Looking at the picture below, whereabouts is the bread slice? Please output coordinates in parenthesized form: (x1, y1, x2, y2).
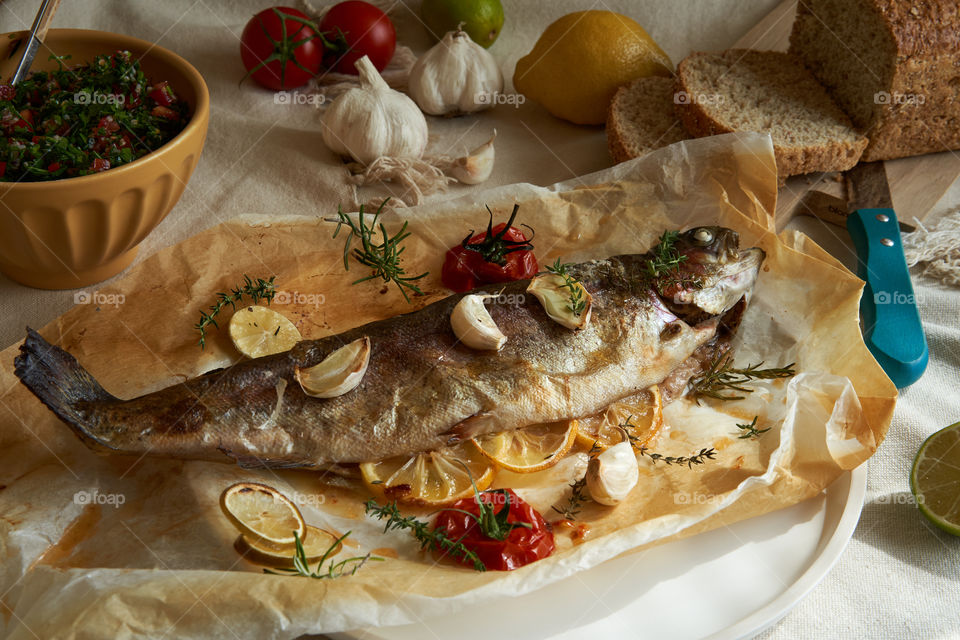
(606, 76, 690, 162)
(790, 0, 960, 162)
(674, 49, 867, 178)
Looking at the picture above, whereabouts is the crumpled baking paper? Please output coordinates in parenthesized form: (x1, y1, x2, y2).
(0, 132, 896, 639)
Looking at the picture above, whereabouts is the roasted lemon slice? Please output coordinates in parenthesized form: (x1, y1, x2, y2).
(474, 420, 578, 473)
(234, 524, 342, 567)
(229, 305, 301, 358)
(575, 385, 663, 451)
(220, 482, 306, 546)
(359, 441, 495, 506)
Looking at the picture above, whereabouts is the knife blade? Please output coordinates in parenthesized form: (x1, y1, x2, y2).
(844, 162, 928, 388)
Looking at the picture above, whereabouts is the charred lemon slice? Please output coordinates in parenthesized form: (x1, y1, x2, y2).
(229, 305, 301, 358)
(359, 441, 495, 506)
(220, 482, 306, 546)
(234, 524, 342, 567)
(474, 420, 578, 473)
(575, 385, 663, 451)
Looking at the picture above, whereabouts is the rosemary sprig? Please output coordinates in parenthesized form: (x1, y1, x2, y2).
(551, 440, 601, 520)
(332, 198, 428, 303)
(546, 258, 586, 316)
(690, 353, 797, 402)
(364, 499, 486, 572)
(194, 274, 276, 348)
(637, 445, 717, 468)
(735, 416, 770, 440)
(262, 530, 378, 578)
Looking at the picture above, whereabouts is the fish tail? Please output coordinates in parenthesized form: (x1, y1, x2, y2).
(14, 327, 118, 450)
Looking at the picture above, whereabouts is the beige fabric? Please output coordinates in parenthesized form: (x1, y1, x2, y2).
(0, 1, 957, 639)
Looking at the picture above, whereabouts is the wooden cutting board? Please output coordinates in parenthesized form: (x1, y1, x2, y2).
(733, 0, 960, 230)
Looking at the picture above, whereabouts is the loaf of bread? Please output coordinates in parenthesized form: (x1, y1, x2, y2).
(674, 49, 867, 179)
(790, 0, 960, 162)
(606, 76, 690, 162)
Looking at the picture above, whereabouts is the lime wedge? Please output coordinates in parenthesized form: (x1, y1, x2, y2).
(910, 421, 960, 536)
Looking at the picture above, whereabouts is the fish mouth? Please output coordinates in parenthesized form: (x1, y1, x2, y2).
(661, 241, 765, 322)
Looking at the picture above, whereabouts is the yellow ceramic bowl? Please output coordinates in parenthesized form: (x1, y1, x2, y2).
(0, 29, 210, 289)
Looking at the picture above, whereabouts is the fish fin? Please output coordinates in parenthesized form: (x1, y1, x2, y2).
(217, 446, 320, 470)
(441, 412, 497, 445)
(14, 327, 118, 449)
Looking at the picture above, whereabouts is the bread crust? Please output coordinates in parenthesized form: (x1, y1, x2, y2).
(674, 51, 866, 179)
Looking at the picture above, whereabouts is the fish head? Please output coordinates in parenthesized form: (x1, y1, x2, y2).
(667, 226, 765, 316)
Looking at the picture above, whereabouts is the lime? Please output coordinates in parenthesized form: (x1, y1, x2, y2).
(421, 0, 504, 49)
(910, 421, 960, 536)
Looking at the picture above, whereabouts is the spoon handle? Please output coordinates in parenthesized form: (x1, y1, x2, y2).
(10, 0, 62, 85)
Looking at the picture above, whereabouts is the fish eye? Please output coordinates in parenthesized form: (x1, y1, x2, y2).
(692, 228, 714, 245)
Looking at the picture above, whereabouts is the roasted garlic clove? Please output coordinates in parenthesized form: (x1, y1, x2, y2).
(295, 337, 371, 398)
(585, 441, 639, 506)
(450, 294, 507, 351)
(527, 272, 592, 331)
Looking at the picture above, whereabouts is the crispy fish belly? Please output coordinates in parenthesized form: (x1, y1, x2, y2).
(15, 227, 764, 469)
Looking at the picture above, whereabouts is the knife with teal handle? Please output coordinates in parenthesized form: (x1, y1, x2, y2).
(845, 163, 928, 389)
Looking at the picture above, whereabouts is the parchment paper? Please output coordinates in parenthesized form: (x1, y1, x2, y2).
(0, 132, 896, 639)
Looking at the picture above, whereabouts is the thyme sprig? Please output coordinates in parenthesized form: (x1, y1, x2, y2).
(690, 353, 797, 402)
(645, 230, 703, 293)
(194, 274, 277, 348)
(546, 259, 586, 316)
(735, 416, 770, 440)
(364, 499, 486, 572)
(637, 445, 717, 468)
(262, 530, 378, 578)
(332, 199, 429, 303)
(551, 441, 601, 520)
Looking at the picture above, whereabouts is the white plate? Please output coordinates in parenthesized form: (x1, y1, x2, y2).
(332, 464, 866, 640)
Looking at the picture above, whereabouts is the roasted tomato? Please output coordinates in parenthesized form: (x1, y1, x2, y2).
(240, 7, 325, 90)
(441, 204, 538, 292)
(433, 489, 555, 571)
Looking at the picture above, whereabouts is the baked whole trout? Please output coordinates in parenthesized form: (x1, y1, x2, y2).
(15, 227, 764, 468)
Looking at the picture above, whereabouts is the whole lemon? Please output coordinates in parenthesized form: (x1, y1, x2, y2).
(514, 11, 672, 125)
(421, 0, 505, 49)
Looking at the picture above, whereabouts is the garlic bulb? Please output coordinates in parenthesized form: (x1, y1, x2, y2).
(586, 442, 639, 506)
(321, 56, 429, 165)
(450, 294, 507, 351)
(448, 131, 496, 185)
(527, 271, 593, 331)
(408, 28, 504, 116)
(295, 337, 371, 398)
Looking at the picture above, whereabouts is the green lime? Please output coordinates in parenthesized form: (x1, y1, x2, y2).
(421, 0, 504, 49)
(910, 421, 960, 536)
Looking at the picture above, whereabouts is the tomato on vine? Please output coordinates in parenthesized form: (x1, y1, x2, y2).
(240, 7, 328, 90)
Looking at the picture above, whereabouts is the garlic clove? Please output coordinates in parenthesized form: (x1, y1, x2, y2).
(527, 273, 593, 331)
(450, 294, 507, 351)
(585, 441, 640, 506)
(295, 337, 371, 398)
(449, 131, 496, 185)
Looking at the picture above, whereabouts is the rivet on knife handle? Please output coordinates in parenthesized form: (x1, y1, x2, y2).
(845, 208, 928, 388)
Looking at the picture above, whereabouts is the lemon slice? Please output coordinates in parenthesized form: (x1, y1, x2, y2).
(360, 441, 495, 506)
(234, 524, 342, 567)
(911, 421, 960, 536)
(575, 385, 663, 451)
(229, 305, 301, 358)
(220, 482, 306, 546)
(474, 420, 578, 473)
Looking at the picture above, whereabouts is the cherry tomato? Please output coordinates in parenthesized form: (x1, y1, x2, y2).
(240, 7, 325, 90)
(433, 489, 555, 571)
(441, 205, 539, 293)
(319, 1, 396, 73)
(148, 81, 177, 107)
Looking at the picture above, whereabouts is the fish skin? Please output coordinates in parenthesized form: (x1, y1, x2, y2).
(14, 228, 764, 468)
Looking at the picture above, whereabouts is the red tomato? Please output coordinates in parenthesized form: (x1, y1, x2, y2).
(148, 81, 177, 106)
(90, 158, 110, 172)
(319, 1, 396, 73)
(441, 205, 539, 292)
(433, 489, 555, 571)
(240, 7, 325, 90)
